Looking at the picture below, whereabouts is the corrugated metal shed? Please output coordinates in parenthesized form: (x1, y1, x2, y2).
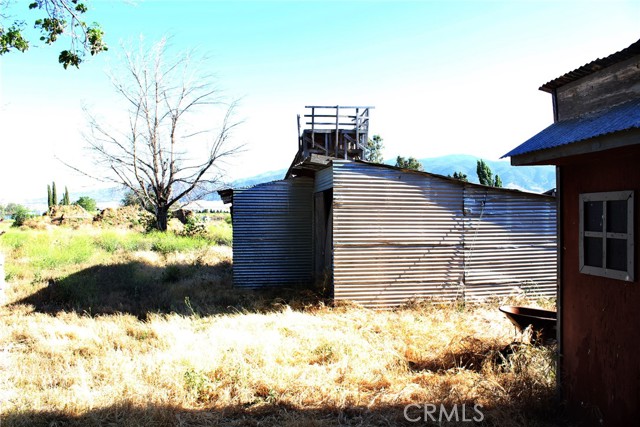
(331, 161, 556, 307)
(503, 98, 640, 158)
(332, 161, 465, 307)
(462, 187, 557, 300)
(232, 177, 313, 287)
(225, 160, 556, 307)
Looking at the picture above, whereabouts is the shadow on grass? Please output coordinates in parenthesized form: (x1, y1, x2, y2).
(1, 400, 574, 427)
(13, 260, 326, 318)
(407, 337, 506, 373)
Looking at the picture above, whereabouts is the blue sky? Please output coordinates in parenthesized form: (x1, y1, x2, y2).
(1, 0, 639, 204)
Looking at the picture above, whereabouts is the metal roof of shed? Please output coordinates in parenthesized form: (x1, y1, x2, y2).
(503, 98, 640, 159)
(220, 158, 555, 201)
(539, 38, 640, 93)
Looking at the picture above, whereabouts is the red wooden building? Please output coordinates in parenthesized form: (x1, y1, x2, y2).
(505, 39, 640, 425)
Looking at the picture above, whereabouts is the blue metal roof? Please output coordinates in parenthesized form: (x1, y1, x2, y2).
(504, 99, 640, 158)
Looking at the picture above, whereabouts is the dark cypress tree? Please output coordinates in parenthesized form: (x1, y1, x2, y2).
(51, 182, 57, 207)
(47, 184, 53, 209)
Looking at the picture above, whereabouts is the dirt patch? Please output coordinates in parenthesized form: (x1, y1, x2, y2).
(93, 206, 154, 229)
(48, 205, 93, 226)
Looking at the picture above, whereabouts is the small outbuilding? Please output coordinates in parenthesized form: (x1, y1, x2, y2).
(505, 38, 640, 426)
(223, 106, 557, 308)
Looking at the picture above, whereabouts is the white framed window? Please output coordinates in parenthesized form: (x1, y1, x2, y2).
(579, 191, 634, 281)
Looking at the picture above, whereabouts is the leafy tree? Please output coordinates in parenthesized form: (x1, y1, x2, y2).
(476, 159, 492, 186)
(75, 195, 96, 212)
(51, 181, 57, 206)
(364, 134, 384, 164)
(395, 156, 424, 171)
(476, 159, 502, 187)
(79, 39, 242, 231)
(0, 0, 107, 68)
(120, 190, 141, 207)
(10, 205, 31, 226)
(449, 171, 468, 182)
(4, 202, 20, 215)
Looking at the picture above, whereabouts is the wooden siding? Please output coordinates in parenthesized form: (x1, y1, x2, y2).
(558, 144, 640, 426)
(556, 56, 640, 122)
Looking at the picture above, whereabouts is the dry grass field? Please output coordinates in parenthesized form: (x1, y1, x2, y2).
(0, 221, 567, 426)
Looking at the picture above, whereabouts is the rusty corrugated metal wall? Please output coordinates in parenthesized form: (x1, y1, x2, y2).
(232, 177, 313, 287)
(330, 161, 556, 307)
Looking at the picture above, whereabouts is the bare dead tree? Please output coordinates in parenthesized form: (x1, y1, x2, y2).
(82, 39, 242, 231)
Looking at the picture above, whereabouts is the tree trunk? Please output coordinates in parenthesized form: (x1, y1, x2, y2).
(156, 206, 169, 231)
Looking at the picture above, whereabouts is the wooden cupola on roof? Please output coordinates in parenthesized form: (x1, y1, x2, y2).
(287, 106, 373, 178)
(299, 105, 372, 159)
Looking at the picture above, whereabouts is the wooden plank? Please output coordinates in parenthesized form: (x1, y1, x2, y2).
(305, 105, 374, 109)
(304, 114, 358, 118)
(556, 56, 640, 121)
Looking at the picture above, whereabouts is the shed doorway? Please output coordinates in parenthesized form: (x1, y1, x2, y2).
(314, 188, 333, 289)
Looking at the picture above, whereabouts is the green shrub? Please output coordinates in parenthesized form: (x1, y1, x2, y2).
(10, 205, 32, 226)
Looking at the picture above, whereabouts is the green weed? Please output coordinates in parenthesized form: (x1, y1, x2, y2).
(147, 232, 210, 254)
(208, 221, 232, 246)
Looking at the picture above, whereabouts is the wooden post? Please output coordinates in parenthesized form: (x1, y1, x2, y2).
(335, 105, 340, 158)
(311, 107, 315, 156)
(355, 107, 360, 158)
(297, 114, 301, 150)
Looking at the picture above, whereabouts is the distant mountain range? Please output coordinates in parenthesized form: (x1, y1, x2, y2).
(19, 155, 554, 211)
(408, 154, 556, 193)
(203, 154, 556, 200)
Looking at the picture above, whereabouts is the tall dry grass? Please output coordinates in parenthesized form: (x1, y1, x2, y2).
(0, 225, 564, 426)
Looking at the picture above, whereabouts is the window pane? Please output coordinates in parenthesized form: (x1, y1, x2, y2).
(584, 236, 603, 267)
(607, 200, 627, 234)
(606, 238, 627, 271)
(584, 201, 603, 232)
